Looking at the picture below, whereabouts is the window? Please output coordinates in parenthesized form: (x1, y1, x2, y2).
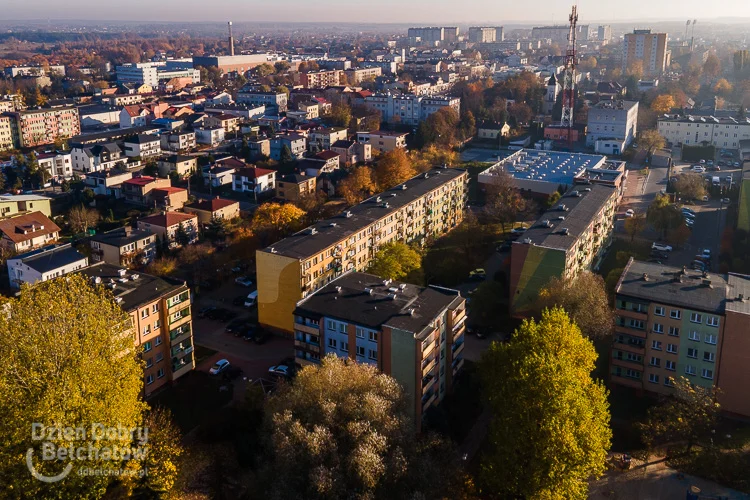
(152, 303, 160, 314)
(145, 357, 153, 368)
(143, 341, 152, 352)
(705, 334, 717, 345)
(338, 323, 346, 333)
(703, 351, 715, 363)
(629, 319, 645, 329)
(667, 344, 678, 354)
(668, 326, 680, 336)
(706, 316, 719, 327)
(356, 327, 365, 338)
(141, 309, 149, 319)
(702, 368, 714, 380)
(651, 340, 662, 350)
(154, 319, 161, 330)
(326, 320, 335, 331)
(690, 312, 702, 323)
(356, 346, 365, 356)
(650, 356, 661, 367)
(368, 331, 378, 342)
(143, 325, 150, 336)
(687, 347, 698, 358)
(648, 373, 659, 384)
(155, 336, 161, 346)
(157, 368, 165, 379)
(368, 349, 377, 360)
(670, 310, 681, 319)
(155, 352, 163, 363)
(328, 338, 337, 348)
(689, 331, 700, 341)
(652, 323, 664, 334)
(685, 364, 697, 376)
(664, 377, 675, 387)
(666, 360, 676, 371)
(146, 374, 154, 385)
(341, 342, 349, 352)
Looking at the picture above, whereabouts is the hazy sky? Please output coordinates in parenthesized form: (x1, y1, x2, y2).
(5, 0, 750, 24)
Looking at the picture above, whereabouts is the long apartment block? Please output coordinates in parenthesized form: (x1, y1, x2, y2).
(612, 259, 750, 418)
(80, 263, 195, 396)
(256, 167, 468, 333)
(293, 272, 467, 431)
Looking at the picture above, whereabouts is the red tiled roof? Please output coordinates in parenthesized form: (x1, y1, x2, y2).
(185, 198, 239, 212)
(123, 176, 158, 187)
(215, 157, 246, 169)
(235, 167, 276, 179)
(315, 150, 341, 160)
(152, 187, 187, 196)
(123, 105, 146, 117)
(138, 212, 196, 228)
(0, 212, 60, 244)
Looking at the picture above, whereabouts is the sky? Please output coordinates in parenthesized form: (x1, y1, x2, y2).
(4, 0, 750, 24)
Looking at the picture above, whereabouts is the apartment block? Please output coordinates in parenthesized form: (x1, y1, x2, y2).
(344, 67, 383, 84)
(308, 127, 348, 152)
(80, 263, 195, 396)
(276, 174, 316, 202)
(293, 273, 467, 430)
(90, 226, 157, 267)
(407, 27, 445, 44)
(509, 185, 618, 314)
(356, 131, 408, 153)
(0, 115, 14, 151)
(657, 115, 750, 150)
(586, 100, 639, 155)
(363, 93, 460, 126)
(6, 107, 81, 148)
(299, 70, 343, 88)
(622, 29, 670, 75)
(236, 90, 288, 113)
(256, 167, 468, 333)
(468, 27, 501, 43)
(160, 130, 196, 152)
(611, 261, 750, 411)
(7, 244, 88, 290)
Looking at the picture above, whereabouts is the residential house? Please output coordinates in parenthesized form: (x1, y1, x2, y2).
(71, 142, 127, 173)
(194, 127, 225, 147)
(120, 105, 149, 128)
(151, 187, 189, 210)
(276, 173, 316, 202)
(184, 198, 240, 224)
(270, 134, 307, 161)
(356, 131, 408, 153)
(0, 212, 61, 252)
(232, 167, 277, 195)
(123, 134, 161, 158)
(0, 195, 52, 218)
(293, 273, 466, 431)
(314, 151, 341, 172)
(84, 170, 133, 198)
(80, 263, 195, 396)
(160, 130, 196, 152)
(157, 155, 198, 179)
(308, 127, 348, 152)
(332, 140, 372, 165)
(121, 176, 171, 206)
(137, 212, 198, 248)
(204, 113, 239, 135)
(586, 100, 639, 155)
(7, 244, 88, 290)
(236, 91, 288, 114)
(90, 226, 157, 266)
(248, 138, 271, 159)
(477, 121, 511, 141)
(36, 151, 73, 180)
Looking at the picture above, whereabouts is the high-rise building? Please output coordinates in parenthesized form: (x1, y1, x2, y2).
(256, 167, 469, 333)
(407, 27, 445, 44)
(443, 27, 460, 43)
(622, 29, 670, 75)
(293, 272, 467, 431)
(6, 107, 80, 148)
(468, 27, 497, 43)
(597, 25, 612, 42)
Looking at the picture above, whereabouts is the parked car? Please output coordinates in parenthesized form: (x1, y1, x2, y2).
(225, 318, 248, 334)
(651, 250, 670, 260)
(692, 260, 707, 271)
(198, 306, 216, 318)
(469, 268, 486, 280)
(268, 365, 292, 378)
(707, 160, 714, 167)
(702, 248, 712, 259)
(244, 290, 258, 307)
(510, 226, 527, 234)
(652, 243, 673, 252)
(208, 308, 237, 322)
(702, 195, 709, 202)
(235, 276, 253, 287)
(681, 207, 696, 215)
(734, 162, 741, 167)
(692, 165, 705, 173)
(240, 326, 257, 340)
(725, 176, 733, 183)
(209, 359, 230, 375)
(722, 198, 731, 204)
(699, 159, 706, 164)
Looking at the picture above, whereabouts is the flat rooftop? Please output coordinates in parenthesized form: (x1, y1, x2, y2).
(480, 149, 606, 186)
(14, 244, 86, 273)
(658, 115, 750, 125)
(294, 272, 463, 335)
(515, 184, 616, 252)
(262, 167, 466, 260)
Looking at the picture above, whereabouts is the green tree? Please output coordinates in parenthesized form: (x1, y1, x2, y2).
(260, 355, 457, 500)
(133, 407, 183, 495)
(533, 272, 614, 339)
(142, 160, 158, 177)
(0, 275, 148, 499)
(625, 212, 647, 242)
(279, 144, 293, 164)
(674, 172, 706, 201)
(204, 215, 228, 241)
(174, 222, 191, 246)
(329, 103, 352, 128)
(274, 61, 291, 74)
(367, 241, 422, 282)
(639, 129, 667, 158)
(68, 205, 100, 234)
(479, 308, 611, 499)
(255, 63, 275, 78)
(647, 194, 683, 237)
(639, 377, 720, 453)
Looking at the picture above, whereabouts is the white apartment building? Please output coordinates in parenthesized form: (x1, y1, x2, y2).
(7, 244, 88, 290)
(657, 115, 750, 149)
(308, 127, 348, 151)
(194, 127, 225, 147)
(123, 134, 161, 158)
(363, 94, 460, 126)
(116, 61, 199, 87)
(586, 100, 639, 155)
(160, 131, 196, 152)
(36, 151, 73, 180)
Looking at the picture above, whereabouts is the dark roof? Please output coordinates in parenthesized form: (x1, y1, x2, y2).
(262, 167, 466, 259)
(79, 262, 186, 312)
(516, 184, 617, 252)
(139, 212, 196, 228)
(315, 150, 341, 160)
(547, 73, 557, 86)
(70, 126, 160, 145)
(294, 272, 463, 335)
(616, 260, 727, 314)
(14, 244, 86, 273)
(726, 273, 750, 315)
(280, 173, 309, 184)
(332, 139, 355, 149)
(161, 154, 195, 164)
(184, 198, 239, 212)
(124, 134, 160, 144)
(90, 226, 155, 247)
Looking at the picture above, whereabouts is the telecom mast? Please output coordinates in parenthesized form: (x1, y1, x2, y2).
(560, 4, 578, 145)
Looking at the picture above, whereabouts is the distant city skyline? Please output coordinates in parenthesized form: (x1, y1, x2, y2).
(4, 0, 750, 24)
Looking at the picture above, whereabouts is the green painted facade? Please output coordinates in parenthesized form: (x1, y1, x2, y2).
(390, 327, 417, 421)
(677, 309, 721, 388)
(512, 245, 567, 313)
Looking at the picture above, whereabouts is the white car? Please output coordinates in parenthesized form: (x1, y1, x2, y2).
(625, 209, 635, 218)
(209, 359, 230, 375)
(268, 365, 291, 377)
(721, 198, 731, 204)
(652, 243, 673, 252)
(234, 276, 253, 287)
(702, 248, 712, 258)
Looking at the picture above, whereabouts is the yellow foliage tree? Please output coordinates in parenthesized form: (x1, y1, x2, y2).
(338, 166, 377, 205)
(251, 202, 306, 240)
(651, 94, 676, 114)
(374, 148, 416, 191)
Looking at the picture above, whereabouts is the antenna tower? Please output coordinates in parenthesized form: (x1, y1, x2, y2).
(560, 4, 578, 145)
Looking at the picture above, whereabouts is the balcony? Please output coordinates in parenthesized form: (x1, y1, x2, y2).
(421, 356, 437, 378)
(611, 356, 643, 372)
(294, 322, 319, 335)
(452, 341, 465, 358)
(617, 308, 648, 321)
(171, 342, 193, 358)
(422, 374, 436, 395)
(422, 337, 438, 359)
(169, 306, 191, 326)
(452, 308, 467, 328)
(610, 374, 642, 389)
(422, 390, 437, 411)
(614, 342, 645, 355)
(614, 324, 647, 339)
(169, 324, 192, 345)
(452, 357, 464, 376)
(294, 339, 320, 353)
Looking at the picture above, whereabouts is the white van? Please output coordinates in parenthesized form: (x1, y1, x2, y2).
(244, 290, 258, 308)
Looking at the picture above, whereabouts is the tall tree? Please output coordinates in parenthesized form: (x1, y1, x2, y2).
(639, 129, 667, 158)
(367, 242, 422, 282)
(260, 355, 457, 500)
(174, 222, 191, 246)
(625, 213, 647, 242)
(251, 202, 306, 242)
(68, 205, 100, 234)
(703, 54, 721, 80)
(673, 172, 707, 200)
(133, 407, 183, 495)
(0, 275, 148, 499)
(533, 272, 614, 339)
(375, 149, 416, 190)
(329, 103, 352, 129)
(338, 166, 377, 205)
(481, 169, 526, 234)
(650, 94, 676, 114)
(479, 308, 611, 499)
(647, 194, 683, 237)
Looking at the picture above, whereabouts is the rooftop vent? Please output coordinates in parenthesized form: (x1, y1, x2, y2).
(583, 187, 592, 192)
(399, 283, 407, 290)
(118, 268, 127, 277)
(522, 237, 532, 244)
(642, 273, 649, 282)
(739, 294, 745, 302)
(388, 287, 400, 293)
(409, 308, 415, 316)
(364, 287, 372, 294)
(130, 274, 139, 280)
(570, 190, 581, 197)
(329, 222, 337, 227)
(376, 196, 382, 202)
(345, 211, 353, 218)
(401, 184, 408, 190)
(92, 276, 102, 284)
(381, 202, 390, 209)
(702, 278, 713, 288)
(560, 228, 570, 235)
(335, 286, 342, 293)
(306, 227, 318, 235)
(388, 293, 397, 300)
(557, 216, 566, 221)
(270, 247, 277, 253)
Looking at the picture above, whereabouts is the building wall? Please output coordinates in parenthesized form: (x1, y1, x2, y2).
(718, 309, 750, 417)
(622, 32, 668, 74)
(256, 251, 302, 332)
(389, 326, 419, 422)
(657, 120, 750, 149)
(9, 108, 81, 148)
(0, 116, 14, 151)
(509, 244, 567, 314)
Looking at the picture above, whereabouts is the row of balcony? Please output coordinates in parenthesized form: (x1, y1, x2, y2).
(169, 323, 191, 344)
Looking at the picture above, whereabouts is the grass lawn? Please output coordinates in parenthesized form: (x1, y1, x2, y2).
(193, 345, 218, 366)
(150, 371, 233, 433)
(597, 237, 651, 281)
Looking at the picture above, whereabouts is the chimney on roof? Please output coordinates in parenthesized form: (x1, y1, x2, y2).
(228, 22, 235, 57)
(642, 273, 649, 281)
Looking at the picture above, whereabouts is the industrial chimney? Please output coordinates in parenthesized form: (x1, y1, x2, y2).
(228, 21, 235, 56)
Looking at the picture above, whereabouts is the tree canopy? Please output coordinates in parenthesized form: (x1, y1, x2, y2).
(647, 193, 683, 237)
(479, 308, 611, 499)
(252, 202, 306, 242)
(338, 166, 377, 205)
(367, 242, 422, 282)
(375, 149, 416, 191)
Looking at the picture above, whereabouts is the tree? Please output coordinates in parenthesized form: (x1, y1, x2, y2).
(703, 54, 721, 80)
(274, 61, 291, 74)
(651, 94, 676, 114)
(297, 60, 319, 73)
(508, 102, 533, 126)
(174, 222, 191, 246)
(625, 213, 647, 242)
(255, 63, 275, 77)
(375, 149, 416, 190)
(639, 129, 667, 158)
(482, 170, 526, 234)
(533, 272, 614, 339)
(367, 242, 422, 282)
(639, 377, 720, 453)
(279, 144, 293, 164)
(713, 78, 733, 96)
(329, 103, 352, 128)
(674, 172, 707, 200)
(0, 275, 148, 499)
(146, 257, 178, 276)
(68, 205, 100, 234)
(667, 224, 692, 249)
(414, 145, 458, 171)
(204, 215, 228, 241)
(625, 60, 644, 79)
(260, 355, 456, 499)
(142, 160, 158, 177)
(647, 194, 683, 237)
(338, 166, 377, 205)
(251, 202, 306, 241)
(545, 191, 561, 208)
(479, 308, 611, 499)
(134, 407, 183, 495)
